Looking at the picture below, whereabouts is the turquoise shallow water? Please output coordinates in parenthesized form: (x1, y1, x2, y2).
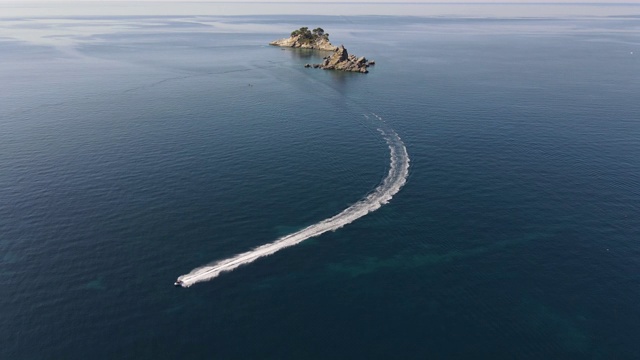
(1, 9, 640, 359)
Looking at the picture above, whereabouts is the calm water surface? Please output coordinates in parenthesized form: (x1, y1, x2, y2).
(1, 5, 640, 359)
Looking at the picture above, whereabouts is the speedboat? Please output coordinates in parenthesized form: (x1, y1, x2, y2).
(174, 280, 184, 287)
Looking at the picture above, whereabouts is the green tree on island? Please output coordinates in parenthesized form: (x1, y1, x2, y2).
(290, 27, 330, 44)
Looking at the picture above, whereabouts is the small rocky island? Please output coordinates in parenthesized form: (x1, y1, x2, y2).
(269, 27, 374, 74)
(269, 27, 337, 51)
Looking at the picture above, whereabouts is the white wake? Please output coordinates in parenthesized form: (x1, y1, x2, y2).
(177, 115, 409, 287)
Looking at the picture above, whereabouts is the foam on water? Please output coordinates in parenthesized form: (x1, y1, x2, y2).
(177, 114, 409, 287)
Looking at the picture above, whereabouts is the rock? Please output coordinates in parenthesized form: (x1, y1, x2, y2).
(270, 28, 374, 74)
(269, 31, 337, 51)
(321, 45, 349, 69)
(314, 45, 372, 73)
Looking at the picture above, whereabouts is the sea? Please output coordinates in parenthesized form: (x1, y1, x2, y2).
(1, 2, 639, 359)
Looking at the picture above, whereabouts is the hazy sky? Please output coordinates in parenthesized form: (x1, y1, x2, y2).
(1, 0, 638, 2)
(1, 1, 638, 18)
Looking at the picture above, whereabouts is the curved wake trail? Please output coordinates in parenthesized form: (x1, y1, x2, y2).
(177, 115, 409, 287)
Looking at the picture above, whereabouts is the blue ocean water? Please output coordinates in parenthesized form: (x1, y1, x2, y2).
(1, 6, 640, 359)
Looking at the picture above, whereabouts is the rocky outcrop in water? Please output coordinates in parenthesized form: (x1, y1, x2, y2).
(308, 45, 375, 74)
(271, 28, 374, 74)
(269, 27, 337, 51)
